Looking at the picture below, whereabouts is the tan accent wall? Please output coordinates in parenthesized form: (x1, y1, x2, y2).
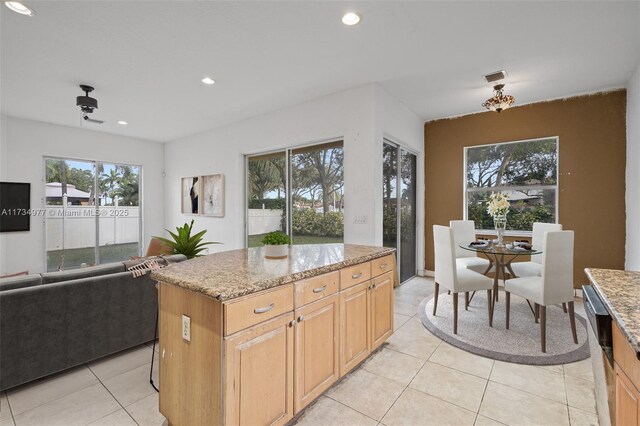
(424, 91, 627, 288)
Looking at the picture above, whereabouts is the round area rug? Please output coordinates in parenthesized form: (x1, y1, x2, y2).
(418, 291, 589, 365)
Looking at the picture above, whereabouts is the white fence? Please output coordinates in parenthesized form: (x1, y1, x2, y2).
(46, 206, 140, 250)
(247, 209, 282, 235)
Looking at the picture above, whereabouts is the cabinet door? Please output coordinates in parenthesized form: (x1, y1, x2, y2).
(224, 312, 294, 426)
(340, 281, 371, 376)
(615, 364, 640, 426)
(370, 271, 394, 350)
(294, 294, 340, 413)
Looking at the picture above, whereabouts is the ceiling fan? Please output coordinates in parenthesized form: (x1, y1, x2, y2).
(76, 84, 104, 124)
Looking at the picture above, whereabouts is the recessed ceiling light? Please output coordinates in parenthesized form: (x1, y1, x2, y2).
(342, 12, 360, 26)
(117, 121, 128, 125)
(4, 1, 34, 16)
(201, 77, 215, 85)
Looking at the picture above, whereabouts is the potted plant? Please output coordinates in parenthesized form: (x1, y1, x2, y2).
(261, 231, 291, 259)
(155, 220, 219, 259)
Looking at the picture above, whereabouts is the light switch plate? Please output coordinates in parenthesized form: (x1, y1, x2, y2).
(354, 215, 368, 224)
(182, 314, 191, 342)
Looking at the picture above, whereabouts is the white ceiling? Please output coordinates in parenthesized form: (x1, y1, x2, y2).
(2, 1, 639, 142)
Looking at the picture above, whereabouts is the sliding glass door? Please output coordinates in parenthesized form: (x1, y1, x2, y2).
(246, 152, 287, 247)
(382, 141, 417, 283)
(44, 157, 142, 271)
(246, 141, 344, 247)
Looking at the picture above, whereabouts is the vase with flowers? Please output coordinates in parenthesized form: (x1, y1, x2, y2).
(487, 193, 510, 247)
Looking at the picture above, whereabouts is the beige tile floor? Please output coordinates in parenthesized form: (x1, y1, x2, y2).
(0, 276, 598, 426)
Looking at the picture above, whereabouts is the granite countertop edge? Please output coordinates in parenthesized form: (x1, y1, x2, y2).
(585, 268, 640, 355)
(151, 247, 395, 302)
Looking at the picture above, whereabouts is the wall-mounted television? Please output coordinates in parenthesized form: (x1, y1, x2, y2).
(0, 182, 31, 232)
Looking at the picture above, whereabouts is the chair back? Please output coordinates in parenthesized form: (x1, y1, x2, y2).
(145, 237, 173, 257)
(541, 231, 574, 305)
(433, 225, 457, 291)
(449, 220, 476, 259)
(531, 222, 563, 264)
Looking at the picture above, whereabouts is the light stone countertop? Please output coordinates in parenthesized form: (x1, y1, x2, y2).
(151, 243, 396, 301)
(585, 268, 640, 355)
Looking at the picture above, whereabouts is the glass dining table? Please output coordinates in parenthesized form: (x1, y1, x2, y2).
(460, 242, 542, 313)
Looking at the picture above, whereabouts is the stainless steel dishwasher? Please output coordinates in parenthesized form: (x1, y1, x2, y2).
(583, 284, 614, 426)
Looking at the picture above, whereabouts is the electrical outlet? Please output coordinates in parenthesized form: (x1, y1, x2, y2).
(182, 315, 191, 342)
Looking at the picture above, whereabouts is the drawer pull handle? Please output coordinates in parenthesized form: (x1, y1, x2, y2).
(254, 303, 275, 314)
(352, 273, 363, 279)
(313, 285, 327, 293)
(297, 316, 305, 322)
(379, 263, 388, 269)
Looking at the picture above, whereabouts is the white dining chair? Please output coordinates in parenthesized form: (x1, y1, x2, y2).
(504, 230, 577, 353)
(433, 225, 495, 334)
(509, 222, 562, 278)
(449, 220, 492, 275)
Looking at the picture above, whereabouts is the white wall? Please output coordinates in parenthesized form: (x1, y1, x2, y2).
(626, 64, 640, 271)
(164, 83, 426, 272)
(0, 116, 165, 274)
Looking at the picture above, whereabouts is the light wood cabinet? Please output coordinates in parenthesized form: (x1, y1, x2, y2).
(224, 312, 295, 426)
(339, 281, 371, 375)
(613, 323, 640, 426)
(159, 256, 395, 426)
(293, 294, 340, 413)
(370, 272, 394, 350)
(615, 364, 639, 426)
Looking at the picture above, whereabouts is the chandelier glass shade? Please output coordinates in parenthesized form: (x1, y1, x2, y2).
(482, 84, 515, 113)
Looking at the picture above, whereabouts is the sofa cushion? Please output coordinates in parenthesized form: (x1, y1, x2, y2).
(41, 262, 126, 284)
(123, 254, 187, 271)
(0, 274, 43, 292)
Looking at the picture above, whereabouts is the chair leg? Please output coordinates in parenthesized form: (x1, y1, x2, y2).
(540, 306, 547, 353)
(505, 291, 510, 330)
(464, 292, 469, 311)
(433, 282, 440, 316)
(534, 303, 540, 323)
(483, 259, 494, 276)
(562, 302, 567, 313)
(453, 292, 458, 335)
(487, 289, 493, 327)
(568, 301, 578, 344)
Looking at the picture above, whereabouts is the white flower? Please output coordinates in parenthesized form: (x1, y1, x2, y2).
(486, 193, 509, 218)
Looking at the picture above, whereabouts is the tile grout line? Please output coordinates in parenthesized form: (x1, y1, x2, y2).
(323, 395, 380, 423)
(4, 391, 15, 425)
(6, 368, 100, 420)
(86, 362, 141, 426)
(475, 360, 496, 425)
(375, 341, 433, 424)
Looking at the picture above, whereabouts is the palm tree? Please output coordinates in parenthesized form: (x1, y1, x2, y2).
(100, 168, 122, 205)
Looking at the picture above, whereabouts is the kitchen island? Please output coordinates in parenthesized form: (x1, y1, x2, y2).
(151, 244, 396, 426)
(585, 268, 640, 426)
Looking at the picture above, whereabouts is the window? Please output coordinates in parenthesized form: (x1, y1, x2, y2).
(246, 141, 344, 247)
(464, 137, 558, 232)
(45, 157, 142, 271)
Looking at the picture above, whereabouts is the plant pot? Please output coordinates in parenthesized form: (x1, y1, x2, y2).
(264, 244, 289, 259)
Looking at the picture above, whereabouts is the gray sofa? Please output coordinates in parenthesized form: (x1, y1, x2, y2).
(0, 254, 186, 391)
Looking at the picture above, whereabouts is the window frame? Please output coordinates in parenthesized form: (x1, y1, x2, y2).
(462, 136, 559, 235)
(43, 155, 144, 270)
(244, 138, 345, 248)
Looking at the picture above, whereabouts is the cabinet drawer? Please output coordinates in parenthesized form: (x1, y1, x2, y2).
(371, 254, 395, 278)
(224, 284, 293, 335)
(340, 262, 371, 290)
(294, 272, 339, 308)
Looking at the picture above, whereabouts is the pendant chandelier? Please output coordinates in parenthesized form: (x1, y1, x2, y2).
(482, 84, 515, 113)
